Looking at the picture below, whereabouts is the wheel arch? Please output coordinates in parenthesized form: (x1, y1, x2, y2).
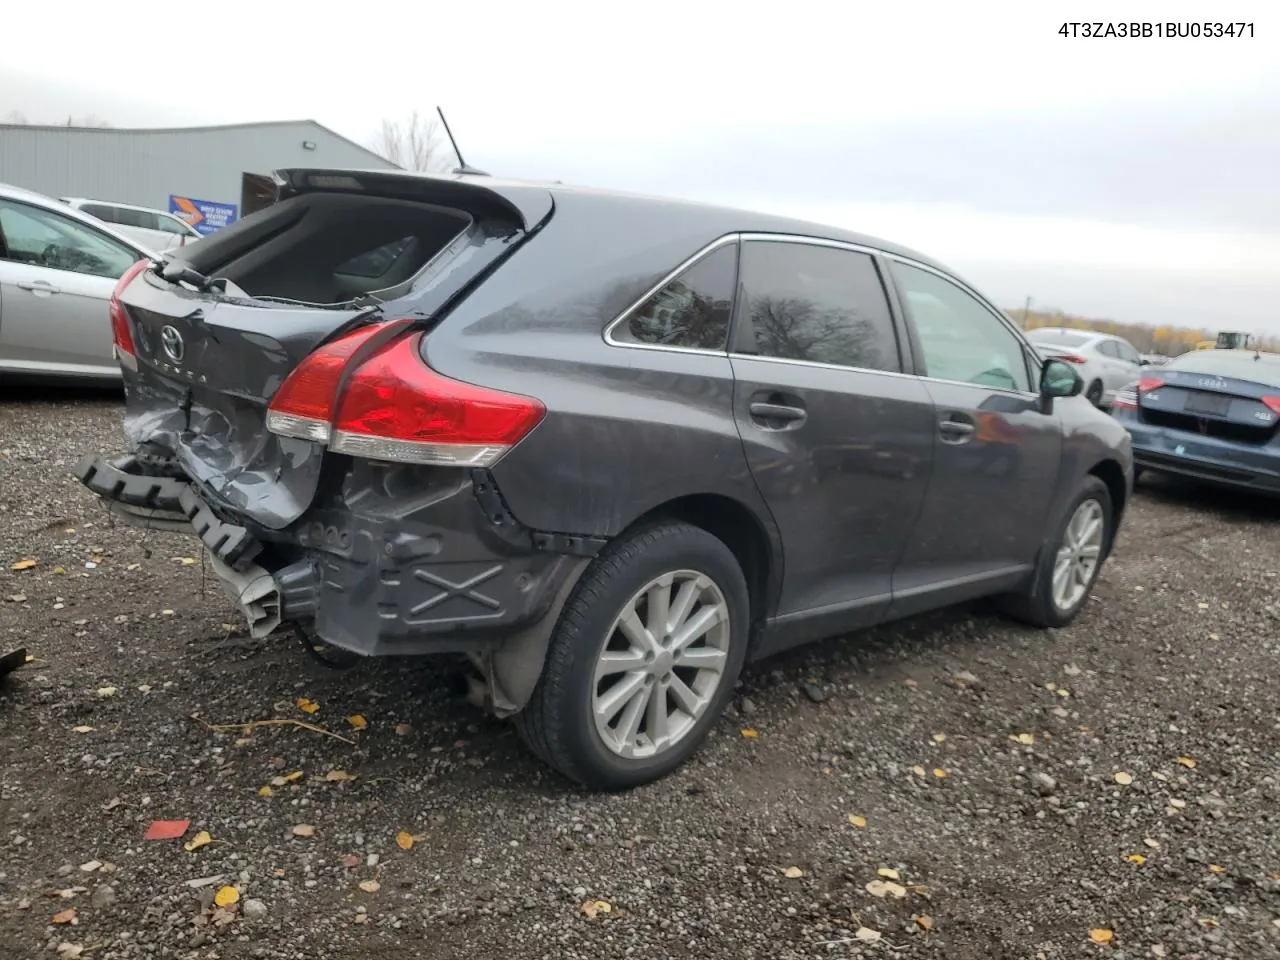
(1087, 457, 1127, 554)
(624, 492, 782, 630)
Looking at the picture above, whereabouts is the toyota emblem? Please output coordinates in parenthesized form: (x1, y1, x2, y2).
(160, 325, 185, 363)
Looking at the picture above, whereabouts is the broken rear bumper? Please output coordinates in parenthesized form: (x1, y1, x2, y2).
(73, 454, 594, 658)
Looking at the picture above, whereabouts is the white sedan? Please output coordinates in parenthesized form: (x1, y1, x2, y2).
(1026, 327, 1147, 408)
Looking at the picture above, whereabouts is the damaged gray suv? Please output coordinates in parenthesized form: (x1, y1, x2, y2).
(77, 167, 1133, 790)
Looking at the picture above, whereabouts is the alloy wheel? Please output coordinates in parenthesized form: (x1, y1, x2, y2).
(591, 570, 731, 760)
(1052, 498, 1105, 612)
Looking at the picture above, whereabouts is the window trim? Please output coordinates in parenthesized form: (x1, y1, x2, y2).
(601, 230, 1040, 398)
(601, 234, 740, 355)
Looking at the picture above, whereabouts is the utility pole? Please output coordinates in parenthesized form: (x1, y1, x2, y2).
(1022, 295, 1033, 328)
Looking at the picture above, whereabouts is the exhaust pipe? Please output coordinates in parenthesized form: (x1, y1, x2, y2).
(206, 553, 281, 639)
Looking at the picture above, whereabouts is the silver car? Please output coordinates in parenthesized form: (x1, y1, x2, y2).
(1026, 326, 1147, 408)
(0, 183, 152, 383)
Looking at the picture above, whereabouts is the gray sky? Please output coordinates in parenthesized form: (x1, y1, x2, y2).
(3, 0, 1278, 333)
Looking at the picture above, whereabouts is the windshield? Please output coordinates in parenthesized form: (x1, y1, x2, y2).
(1028, 329, 1092, 348)
(1165, 349, 1280, 388)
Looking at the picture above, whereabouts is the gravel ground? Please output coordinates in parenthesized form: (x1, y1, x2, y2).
(2, 386, 1279, 960)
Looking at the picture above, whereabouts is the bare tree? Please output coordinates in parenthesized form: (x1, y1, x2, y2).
(4, 110, 28, 124)
(369, 110, 450, 172)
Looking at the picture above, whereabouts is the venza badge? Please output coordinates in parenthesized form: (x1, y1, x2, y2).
(160, 325, 185, 363)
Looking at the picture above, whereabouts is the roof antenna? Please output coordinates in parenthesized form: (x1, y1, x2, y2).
(436, 106, 489, 177)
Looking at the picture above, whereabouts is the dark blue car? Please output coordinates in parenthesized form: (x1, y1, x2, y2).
(1112, 348, 1280, 494)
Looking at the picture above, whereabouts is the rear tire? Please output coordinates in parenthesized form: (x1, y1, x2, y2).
(514, 521, 749, 791)
(1000, 476, 1113, 628)
(1085, 380, 1104, 407)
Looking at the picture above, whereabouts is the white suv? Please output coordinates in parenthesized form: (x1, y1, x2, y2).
(60, 198, 202, 252)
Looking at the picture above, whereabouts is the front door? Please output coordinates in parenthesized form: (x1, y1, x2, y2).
(884, 258, 1063, 617)
(0, 197, 138, 374)
(728, 238, 935, 651)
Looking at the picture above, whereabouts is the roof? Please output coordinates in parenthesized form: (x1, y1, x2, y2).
(0, 119, 397, 170)
(276, 166, 952, 274)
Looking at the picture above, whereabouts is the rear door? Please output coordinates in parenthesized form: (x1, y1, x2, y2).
(884, 258, 1062, 616)
(728, 236, 935, 650)
(0, 196, 138, 374)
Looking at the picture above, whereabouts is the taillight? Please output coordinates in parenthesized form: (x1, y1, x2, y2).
(1137, 377, 1165, 393)
(330, 333, 545, 467)
(264, 322, 407, 443)
(1058, 354, 1088, 364)
(1112, 385, 1139, 412)
(109, 259, 151, 372)
(266, 324, 545, 468)
(1262, 396, 1280, 414)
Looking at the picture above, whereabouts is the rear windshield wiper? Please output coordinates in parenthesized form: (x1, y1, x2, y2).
(158, 260, 217, 292)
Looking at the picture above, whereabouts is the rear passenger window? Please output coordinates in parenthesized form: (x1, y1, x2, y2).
(614, 243, 737, 350)
(736, 240, 900, 372)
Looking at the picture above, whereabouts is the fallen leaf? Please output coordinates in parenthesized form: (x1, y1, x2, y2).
(78, 860, 101, 873)
(854, 926, 881, 942)
(740, 728, 759, 739)
(52, 908, 77, 925)
(911, 765, 926, 777)
(1114, 772, 1134, 786)
(257, 786, 273, 797)
(1199, 918, 1219, 928)
(143, 819, 190, 841)
(1089, 928, 1114, 944)
(932, 767, 948, 779)
(1144, 838, 1161, 850)
(292, 824, 316, 838)
(932, 732, 947, 743)
(782, 866, 804, 879)
(324, 770, 356, 783)
(1010, 733, 1035, 745)
(1208, 864, 1224, 874)
(848, 814, 867, 829)
(353, 913, 368, 924)
(1168, 798, 1186, 809)
(1208, 633, 1220, 641)
(342, 854, 360, 868)
(282, 770, 303, 783)
(347, 714, 368, 730)
(71, 726, 94, 734)
(1178, 756, 1197, 769)
(358, 880, 380, 893)
(55, 944, 84, 959)
(395, 831, 414, 850)
(1196, 602, 1209, 610)
(915, 914, 935, 931)
(1126, 854, 1147, 865)
(296, 698, 320, 714)
(179, 557, 198, 565)
(1152, 945, 1168, 958)
(394, 723, 412, 736)
(10, 558, 38, 571)
(96, 686, 117, 698)
(184, 831, 213, 852)
(213, 886, 239, 908)
(877, 867, 900, 880)
(580, 900, 600, 919)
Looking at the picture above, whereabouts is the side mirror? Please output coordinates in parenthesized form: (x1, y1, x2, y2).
(1138, 357, 1150, 366)
(1041, 358, 1083, 399)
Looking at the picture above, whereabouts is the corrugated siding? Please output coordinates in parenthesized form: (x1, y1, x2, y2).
(0, 122, 398, 214)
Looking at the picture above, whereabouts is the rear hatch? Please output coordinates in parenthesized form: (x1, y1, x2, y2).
(1136, 366, 1280, 446)
(111, 169, 554, 529)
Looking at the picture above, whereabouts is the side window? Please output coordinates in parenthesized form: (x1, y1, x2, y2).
(1097, 341, 1119, 359)
(1116, 341, 1140, 364)
(335, 236, 416, 279)
(0, 200, 138, 280)
(80, 203, 118, 223)
(736, 240, 900, 372)
(613, 242, 737, 351)
(157, 214, 195, 236)
(893, 261, 1032, 392)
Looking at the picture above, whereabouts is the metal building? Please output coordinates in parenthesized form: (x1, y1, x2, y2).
(0, 119, 399, 234)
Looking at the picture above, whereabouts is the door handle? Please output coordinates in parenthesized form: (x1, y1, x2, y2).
(938, 416, 976, 443)
(16, 280, 60, 295)
(747, 399, 803, 427)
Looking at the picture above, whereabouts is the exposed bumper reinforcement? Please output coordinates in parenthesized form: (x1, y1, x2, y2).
(206, 554, 282, 639)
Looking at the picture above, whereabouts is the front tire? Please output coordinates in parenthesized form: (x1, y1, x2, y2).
(1000, 476, 1113, 628)
(514, 521, 749, 791)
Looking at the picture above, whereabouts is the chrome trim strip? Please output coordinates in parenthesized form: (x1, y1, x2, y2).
(726, 351, 1040, 399)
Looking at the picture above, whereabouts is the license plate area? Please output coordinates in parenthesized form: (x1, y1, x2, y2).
(1183, 392, 1231, 417)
